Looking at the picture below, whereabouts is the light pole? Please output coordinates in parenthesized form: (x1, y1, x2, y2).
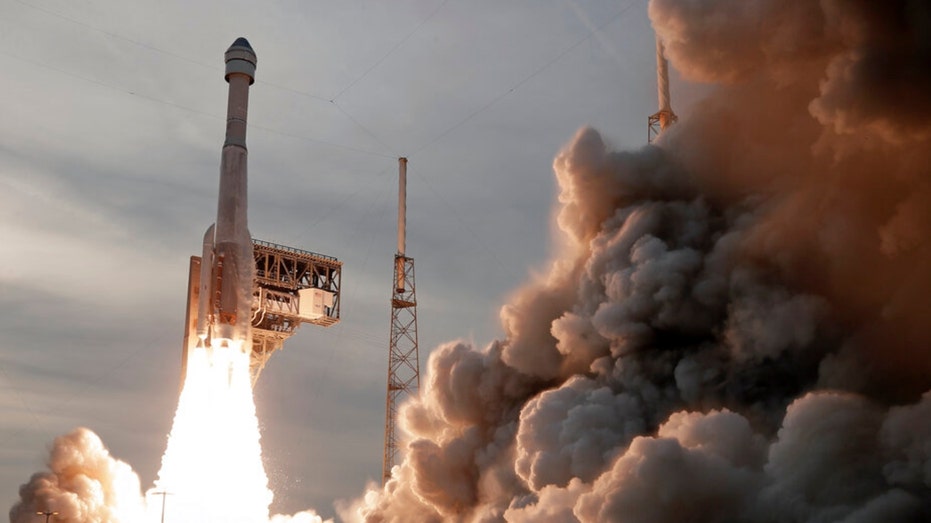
(35, 511, 58, 523)
(150, 491, 172, 523)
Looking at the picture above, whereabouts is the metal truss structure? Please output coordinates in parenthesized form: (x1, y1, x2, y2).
(648, 109, 678, 143)
(648, 36, 677, 143)
(249, 239, 341, 383)
(383, 253, 419, 484)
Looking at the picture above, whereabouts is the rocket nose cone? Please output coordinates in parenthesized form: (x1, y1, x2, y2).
(225, 36, 257, 82)
(226, 37, 256, 63)
(229, 37, 253, 52)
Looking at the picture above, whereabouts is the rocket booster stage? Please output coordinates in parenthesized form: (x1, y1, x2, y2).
(179, 37, 341, 386)
(195, 37, 257, 349)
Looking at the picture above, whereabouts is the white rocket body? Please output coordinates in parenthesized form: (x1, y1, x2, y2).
(195, 38, 257, 350)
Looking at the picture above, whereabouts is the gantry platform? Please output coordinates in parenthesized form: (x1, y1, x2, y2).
(249, 239, 341, 383)
(180, 238, 342, 387)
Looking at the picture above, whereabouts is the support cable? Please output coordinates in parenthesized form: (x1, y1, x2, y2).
(330, 0, 450, 102)
(12, 0, 333, 104)
(0, 361, 52, 444)
(300, 172, 396, 412)
(331, 102, 401, 158)
(410, 0, 638, 157)
(0, 328, 175, 450)
(0, 49, 394, 159)
(406, 163, 511, 276)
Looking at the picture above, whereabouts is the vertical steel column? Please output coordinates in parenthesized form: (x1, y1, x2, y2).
(648, 36, 678, 143)
(383, 158, 420, 485)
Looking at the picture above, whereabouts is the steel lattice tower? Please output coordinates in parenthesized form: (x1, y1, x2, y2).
(648, 36, 677, 143)
(383, 157, 420, 485)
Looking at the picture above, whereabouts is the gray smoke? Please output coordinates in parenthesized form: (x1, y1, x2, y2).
(340, 1, 931, 521)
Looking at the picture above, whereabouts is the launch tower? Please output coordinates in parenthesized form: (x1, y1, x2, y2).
(249, 240, 341, 382)
(648, 36, 677, 143)
(181, 38, 341, 387)
(382, 157, 420, 484)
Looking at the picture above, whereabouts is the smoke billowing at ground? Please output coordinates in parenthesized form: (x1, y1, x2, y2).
(9, 346, 330, 523)
(8, 347, 331, 523)
(341, 1, 931, 521)
(8, 0, 931, 522)
(8, 429, 146, 522)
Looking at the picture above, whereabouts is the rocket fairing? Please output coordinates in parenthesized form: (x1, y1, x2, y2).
(195, 37, 257, 350)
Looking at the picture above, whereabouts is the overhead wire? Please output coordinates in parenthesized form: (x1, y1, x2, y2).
(405, 163, 513, 277)
(0, 360, 53, 446)
(296, 164, 392, 234)
(298, 170, 397, 412)
(12, 0, 219, 71)
(410, 0, 639, 157)
(391, 1, 640, 280)
(331, 101, 401, 158)
(6, 0, 637, 165)
(290, 0, 643, 281)
(329, 0, 451, 102)
(0, 48, 394, 159)
(321, 0, 454, 159)
(7, 0, 395, 159)
(0, 326, 178, 451)
(249, 120, 395, 159)
(12, 0, 333, 104)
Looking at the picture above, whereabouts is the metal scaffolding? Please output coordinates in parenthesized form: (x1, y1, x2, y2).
(250, 239, 341, 383)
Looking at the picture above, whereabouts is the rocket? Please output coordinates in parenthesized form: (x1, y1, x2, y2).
(193, 37, 257, 351)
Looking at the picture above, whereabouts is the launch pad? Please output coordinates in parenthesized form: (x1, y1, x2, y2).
(183, 240, 342, 385)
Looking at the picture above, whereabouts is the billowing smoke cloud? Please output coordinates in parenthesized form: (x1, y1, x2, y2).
(8, 428, 146, 523)
(341, 1, 931, 521)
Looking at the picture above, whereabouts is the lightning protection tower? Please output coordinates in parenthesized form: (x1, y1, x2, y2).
(383, 157, 420, 485)
(648, 36, 677, 143)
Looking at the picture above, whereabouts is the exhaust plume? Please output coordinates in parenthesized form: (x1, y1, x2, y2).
(342, 1, 931, 521)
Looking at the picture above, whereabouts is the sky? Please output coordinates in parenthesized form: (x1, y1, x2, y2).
(0, 0, 672, 518)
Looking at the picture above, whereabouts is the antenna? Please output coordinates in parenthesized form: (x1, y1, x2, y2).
(383, 157, 420, 485)
(398, 157, 407, 256)
(648, 36, 677, 143)
(395, 157, 408, 293)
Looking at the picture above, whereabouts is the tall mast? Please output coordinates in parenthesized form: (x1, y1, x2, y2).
(648, 36, 678, 143)
(397, 157, 407, 256)
(383, 157, 420, 485)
